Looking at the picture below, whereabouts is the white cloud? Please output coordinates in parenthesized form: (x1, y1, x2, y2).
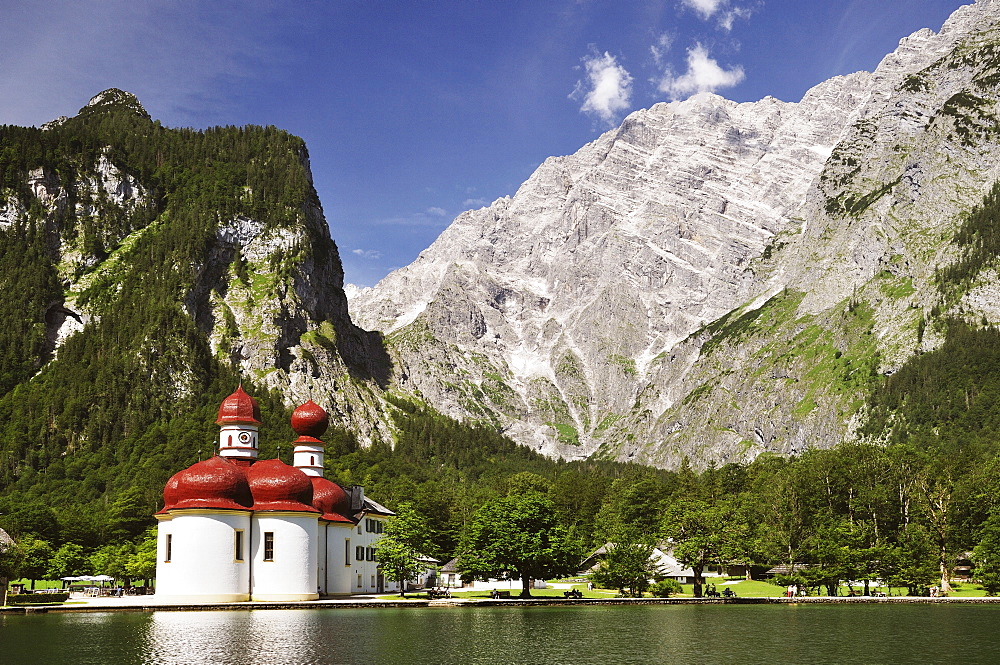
(657, 43, 745, 100)
(571, 51, 633, 126)
(352, 249, 382, 260)
(426, 206, 448, 216)
(678, 0, 752, 31)
(463, 198, 487, 208)
(650, 33, 674, 68)
(680, 0, 726, 20)
(718, 6, 753, 31)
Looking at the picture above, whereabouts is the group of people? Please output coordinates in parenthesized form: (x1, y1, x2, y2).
(704, 584, 736, 598)
(427, 587, 452, 599)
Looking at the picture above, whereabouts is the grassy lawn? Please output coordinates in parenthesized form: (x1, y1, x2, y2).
(379, 578, 993, 601)
(379, 584, 615, 600)
(8, 579, 68, 591)
(686, 577, 990, 598)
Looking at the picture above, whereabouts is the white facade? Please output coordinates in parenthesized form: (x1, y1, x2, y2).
(157, 507, 394, 601)
(155, 510, 252, 603)
(470, 578, 546, 590)
(320, 516, 397, 596)
(218, 423, 259, 459)
(292, 442, 324, 477)
(250, 513, 319, 601)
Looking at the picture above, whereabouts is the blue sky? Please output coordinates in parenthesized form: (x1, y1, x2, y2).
(0, 0, 968, 286)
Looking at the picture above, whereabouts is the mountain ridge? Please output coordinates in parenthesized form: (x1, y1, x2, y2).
(350, 0, 1000, 467)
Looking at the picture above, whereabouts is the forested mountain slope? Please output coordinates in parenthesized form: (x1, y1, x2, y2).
(0, 89, 391, 536)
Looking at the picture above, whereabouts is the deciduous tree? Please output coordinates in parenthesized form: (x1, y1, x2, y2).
(374, 503, 431, 597)
(590, 540, 661, 596)
(459, 491, 580, 598)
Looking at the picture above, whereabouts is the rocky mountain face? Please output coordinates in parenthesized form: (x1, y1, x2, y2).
(351, 0, 1000, 467)
(0, 89, 392, 459)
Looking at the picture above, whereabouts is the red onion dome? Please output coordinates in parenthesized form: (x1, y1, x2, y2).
(159, 472, 182, 514)
(291, 400, 329, 440)
(310, 477, 354, 522)
(162, 457, 253, 512)
(246, 459, 319, 513)
(216, 385, 261, 425)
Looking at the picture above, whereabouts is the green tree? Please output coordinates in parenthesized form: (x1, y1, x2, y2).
(590, 540, 661, 596)
(661, 498, 734, 598)
(973, 510, 1000, 595)
(47, 543, 89, 582)
(2, 503, 59, 542)
(650, 578, 683, 597)
(15, 535, 53, 590)
(592, 474, 670, 543)
(881, 524, 938, 595)
(90, 542, 134, 582)
(105, 487, 154, 541)
(0, 528, 21, 606)
(127, 528, 158, 586)
(458, 491, 581, 598)
(374, 503, 430, 598)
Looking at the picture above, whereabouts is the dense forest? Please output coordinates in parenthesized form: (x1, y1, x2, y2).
(4, 90, 1000, 597)
(0, 90, 322, 546)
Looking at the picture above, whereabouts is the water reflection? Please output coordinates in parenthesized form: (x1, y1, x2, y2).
(4, 604, 1000, 665)
(146, 611, 333, 665)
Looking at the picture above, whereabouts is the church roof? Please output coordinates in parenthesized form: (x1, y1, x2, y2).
(246, 459, 319, 513)
(162, 456, 253, 512)
(311, 477, 354, 523)
(360, 496, 396, 517)
(159, 391, 369, 523)
(215, 385, 261, 425)
(291, 400, 329, 440)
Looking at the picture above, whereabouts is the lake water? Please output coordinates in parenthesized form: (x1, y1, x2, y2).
(1, 603, 996, 665)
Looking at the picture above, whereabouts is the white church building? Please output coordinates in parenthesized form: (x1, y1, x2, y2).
(154, 386, 394, 602)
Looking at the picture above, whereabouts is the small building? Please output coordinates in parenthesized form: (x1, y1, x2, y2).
(439, 558, 464, 589)
(763, 564, 811, 578)
(406, 555, 441, 590)
(436, 557, 546, 590)
(155, 387, 394, 602)
(580, 543, 698, 584)
(954, 553, 974, 581)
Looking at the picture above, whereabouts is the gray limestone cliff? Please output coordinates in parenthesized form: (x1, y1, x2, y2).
(351, 0, 1000, 467)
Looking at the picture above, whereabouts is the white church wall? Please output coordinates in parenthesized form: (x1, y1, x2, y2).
(316, 524, 328, 595)
(322, 523, 355, 596)
(155, 511, 251, 602)
(250, 513, 319, 601)
(321, 517, 394, 595)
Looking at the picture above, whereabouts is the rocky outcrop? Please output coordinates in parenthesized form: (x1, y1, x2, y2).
(4, 91, 394, 448)
(351, 0, 1000, 466)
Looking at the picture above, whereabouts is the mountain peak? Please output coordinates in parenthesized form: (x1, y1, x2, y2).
(78, 88, 151, 120)
(349, 0, 1000, 468)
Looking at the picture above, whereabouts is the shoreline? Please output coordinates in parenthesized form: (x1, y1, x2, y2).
(5, 594, 1000, 615)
